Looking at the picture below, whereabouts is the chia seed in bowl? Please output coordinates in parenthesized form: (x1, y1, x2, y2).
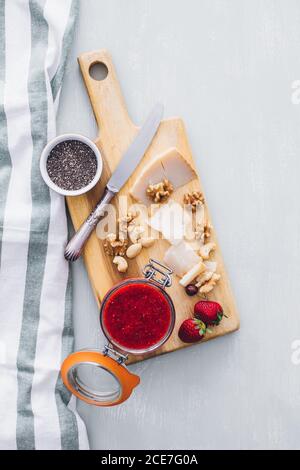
(47, 140, 97, 191)
(40, 134, 103, 196)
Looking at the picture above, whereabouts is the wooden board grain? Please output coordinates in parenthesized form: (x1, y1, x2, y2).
(66, 49, 239, 363)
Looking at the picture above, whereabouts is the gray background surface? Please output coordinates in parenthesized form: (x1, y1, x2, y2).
(57, 0, 300, 450)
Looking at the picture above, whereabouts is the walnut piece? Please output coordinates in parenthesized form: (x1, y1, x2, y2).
(103, 233, 128, 257)
(118, 211, 138, 238)
(195, 222, 212, 242)
(203, 223, 212, 240)
(183, 191, 205, 212)
(146, 179, 174, 203)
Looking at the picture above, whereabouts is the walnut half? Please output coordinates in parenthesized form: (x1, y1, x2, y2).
(103, 233, 128, 257)
(146, 179, 173, 203)
(195, 222, 212, 242)
(183, 191, 205, 212)
(118, 211, 138, 238)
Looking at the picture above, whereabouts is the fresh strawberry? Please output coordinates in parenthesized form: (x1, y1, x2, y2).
(194, 300, 224, 326)
(178, 318, 206, 343)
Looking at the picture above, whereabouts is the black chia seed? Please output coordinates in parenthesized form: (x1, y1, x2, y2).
(46, 139, 97, 191)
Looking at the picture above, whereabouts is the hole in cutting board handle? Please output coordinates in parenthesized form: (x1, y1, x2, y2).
(89, 62, 109, 81)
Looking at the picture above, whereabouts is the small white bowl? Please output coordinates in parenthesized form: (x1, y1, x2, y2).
(40, 133, 103, 196)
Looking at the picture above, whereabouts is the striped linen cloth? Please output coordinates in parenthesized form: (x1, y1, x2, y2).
(0, 0, 89, 450)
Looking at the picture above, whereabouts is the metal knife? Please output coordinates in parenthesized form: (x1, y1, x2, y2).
(64, 103, 164, 261)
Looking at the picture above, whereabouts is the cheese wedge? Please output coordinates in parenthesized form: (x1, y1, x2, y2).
(130, 147, 197, 205)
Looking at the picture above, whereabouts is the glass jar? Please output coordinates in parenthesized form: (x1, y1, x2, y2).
(61, 259, 175, 407)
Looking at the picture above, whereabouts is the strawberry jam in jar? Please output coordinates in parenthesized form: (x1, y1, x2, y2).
(101, 278, 174, 354)
(61, 259, 175, 407)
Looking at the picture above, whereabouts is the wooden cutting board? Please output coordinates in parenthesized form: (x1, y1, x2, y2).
(67, 49, 239, 364)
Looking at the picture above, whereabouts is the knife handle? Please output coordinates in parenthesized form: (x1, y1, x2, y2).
(64, 187, 116, 262)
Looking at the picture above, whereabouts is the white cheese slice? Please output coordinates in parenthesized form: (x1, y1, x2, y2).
(147, 201, 192, 245)
(179, 262, 206, 287)
(130, 147, 197, 205)
(163, 241, 202, 277)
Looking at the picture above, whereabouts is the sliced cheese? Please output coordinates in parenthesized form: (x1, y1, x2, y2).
(147, 201, 192, 245)
(179, 262, 206, 287)
(130, 147, 197, 205)
(163, 241, 202, 277)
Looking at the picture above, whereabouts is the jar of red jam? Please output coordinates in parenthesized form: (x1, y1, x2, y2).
(61, 259, 175, 407)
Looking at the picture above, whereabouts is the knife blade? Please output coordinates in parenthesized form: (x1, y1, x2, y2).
(107, 102, 164, 193)
(64, 103, 164, 261)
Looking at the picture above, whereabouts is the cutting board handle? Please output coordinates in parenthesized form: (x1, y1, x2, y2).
(78, 49, 135, 142)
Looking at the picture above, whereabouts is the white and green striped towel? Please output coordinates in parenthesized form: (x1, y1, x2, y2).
(0, 0, 88, 450)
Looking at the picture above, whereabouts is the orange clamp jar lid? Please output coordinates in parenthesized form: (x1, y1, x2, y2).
(61, 349, 140, 407)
